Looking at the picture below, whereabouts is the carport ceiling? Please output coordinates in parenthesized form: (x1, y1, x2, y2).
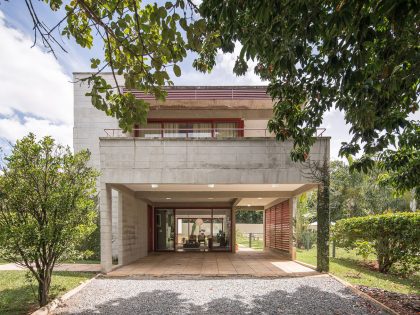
(125, 184, 305, 192)
(120, 183, 314, 208)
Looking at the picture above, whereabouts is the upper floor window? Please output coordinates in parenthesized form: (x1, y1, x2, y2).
(135, 119, 243, 138)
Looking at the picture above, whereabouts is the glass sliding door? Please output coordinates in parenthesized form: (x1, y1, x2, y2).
(212, 209, 232, 251)
(155, 209, 175, 251)
(172, 208, 232, 252)
(175, 209, 212, 251)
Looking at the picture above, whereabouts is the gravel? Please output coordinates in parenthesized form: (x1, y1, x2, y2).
(54, 275, 387, 315)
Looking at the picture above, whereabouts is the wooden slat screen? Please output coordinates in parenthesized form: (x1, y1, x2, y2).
(264, 200, 290, 253)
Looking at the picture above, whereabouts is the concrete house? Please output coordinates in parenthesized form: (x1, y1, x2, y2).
(73, 73, 330, 273)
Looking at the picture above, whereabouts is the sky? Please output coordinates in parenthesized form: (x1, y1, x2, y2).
(0, 2, 352, 159)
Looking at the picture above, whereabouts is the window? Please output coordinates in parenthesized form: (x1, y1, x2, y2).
(135, 119, 243, 138)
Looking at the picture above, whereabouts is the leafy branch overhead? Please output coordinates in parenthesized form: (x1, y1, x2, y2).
(22, 0, 419, 195)
(24, 0, 219, 131)
(198, 0, 419, 193)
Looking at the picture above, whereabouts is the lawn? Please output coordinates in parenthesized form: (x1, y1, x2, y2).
(236, 233, 264, 250)
(64, 259, 100, 264)
(0, 271, 94, 315)
(296, 247, 420, 295)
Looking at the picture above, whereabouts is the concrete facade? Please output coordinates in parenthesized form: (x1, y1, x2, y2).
(73, 73, 330, 272)
(99, 138, 329, 185)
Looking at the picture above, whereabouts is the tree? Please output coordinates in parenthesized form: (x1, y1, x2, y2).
(235, 210, 263, 224)
(0, 134, 98, 307)
(329, 160, 412, 220)
(198, 0, 419, 193)
(301, 158, 330, 272)
(18, 0, 215, 131)
(295, 192, 317, 249)
(15, 1, 418, 193)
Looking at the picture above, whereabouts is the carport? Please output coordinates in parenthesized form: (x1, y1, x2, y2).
(106, 250, 317, 277)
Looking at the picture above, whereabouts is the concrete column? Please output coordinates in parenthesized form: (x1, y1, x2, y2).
(117, 191, 123, 266)
(100, 184, 113, 272)
(232, 208, 236, 253)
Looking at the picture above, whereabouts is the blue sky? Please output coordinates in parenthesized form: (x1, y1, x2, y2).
(0, 1, 355, 159)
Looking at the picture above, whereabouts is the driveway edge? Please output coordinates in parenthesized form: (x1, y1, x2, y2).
(293, 260, 396, 315)
(31, 273, 100, 315)
(328, 273, 397, 315)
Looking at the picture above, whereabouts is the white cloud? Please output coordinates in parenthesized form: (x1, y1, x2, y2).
(0, 10, 73, 147)
(0, 116, 72, 147)
(174, 44, 266, 85)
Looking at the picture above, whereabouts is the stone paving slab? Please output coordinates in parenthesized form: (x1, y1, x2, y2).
(107, 251, 318, 277)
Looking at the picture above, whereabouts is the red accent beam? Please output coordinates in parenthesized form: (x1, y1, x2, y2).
(124, 88, 271, 100)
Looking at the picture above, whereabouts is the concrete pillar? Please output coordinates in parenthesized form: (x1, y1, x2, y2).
(100, 184, 113, 272)
(232, 208, 236, 253)
(117, 191, 123, 266)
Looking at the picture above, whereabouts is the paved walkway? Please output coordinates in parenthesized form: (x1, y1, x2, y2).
(107, 251, 317, 277)
(53, 275, 386, 314)
(0, 263, 101, 272)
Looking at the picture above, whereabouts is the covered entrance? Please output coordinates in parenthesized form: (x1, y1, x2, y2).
(107, 251, 318, 277)
(155, 208, 232, 252)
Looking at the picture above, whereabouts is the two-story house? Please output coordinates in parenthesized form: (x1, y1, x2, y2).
(73, 73, 330, 273)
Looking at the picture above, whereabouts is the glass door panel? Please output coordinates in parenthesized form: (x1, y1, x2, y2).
(155, 209, 175, 250)
(212, 209, 232, 251)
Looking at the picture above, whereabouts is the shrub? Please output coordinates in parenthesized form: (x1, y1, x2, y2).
(332, 212, 420, 274)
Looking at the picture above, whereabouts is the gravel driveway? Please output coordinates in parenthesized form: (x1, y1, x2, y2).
(54, 275, 387, 315)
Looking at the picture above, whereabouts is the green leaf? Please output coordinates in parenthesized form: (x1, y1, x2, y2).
(173, 64, 181, 77)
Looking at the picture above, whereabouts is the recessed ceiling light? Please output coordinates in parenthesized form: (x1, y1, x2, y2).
(271, 184, 279, 188)
(247, 204, 251, 207)
(208, 197, 214, 200)
(151, 184, 159, 188)
(257, 197, 263, 200)
(165, 197, 171, 200)
(208, 184, 215, 188)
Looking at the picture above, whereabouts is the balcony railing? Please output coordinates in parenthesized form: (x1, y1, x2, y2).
(103, 128, 326, 138)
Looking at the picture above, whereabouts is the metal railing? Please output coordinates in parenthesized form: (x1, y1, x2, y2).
(103, 127, 326, 138)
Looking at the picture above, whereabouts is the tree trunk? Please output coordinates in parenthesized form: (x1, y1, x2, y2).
(38, 270, 52, 307)
(317, 176, 330, 272)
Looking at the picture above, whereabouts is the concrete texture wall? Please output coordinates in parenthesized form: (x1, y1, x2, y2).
(73, 75, 120, 171)
(236, 224, 264, 234)
(99, 137, 330, 185)
(119, 190, 148, 265)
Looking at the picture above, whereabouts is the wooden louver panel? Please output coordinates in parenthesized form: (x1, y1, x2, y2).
(264, 200, 290, 253)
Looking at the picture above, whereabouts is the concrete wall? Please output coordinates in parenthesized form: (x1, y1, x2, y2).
(99, 137, 330, 185)
(73, 75, 120, 171)
(118, 190, 148, 265)
(236, 224, 264, 234)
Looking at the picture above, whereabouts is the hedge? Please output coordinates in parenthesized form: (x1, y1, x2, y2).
(332, 212, 420, 273)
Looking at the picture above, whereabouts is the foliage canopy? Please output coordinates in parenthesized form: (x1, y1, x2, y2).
(18, 0, 420, 195)
(0, 134, 98, 306)
(198, 0, 419, 194)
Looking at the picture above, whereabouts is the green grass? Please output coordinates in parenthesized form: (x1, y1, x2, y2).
(0, 259, 7, 265)
(0, 271, 94, 315)
(64, 259, 100, 264)
(236, 234, 264, 250)
(296, 247, 420, 295)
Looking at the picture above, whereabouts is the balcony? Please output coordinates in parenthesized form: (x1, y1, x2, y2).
(99, 130, 330, 186)
(103, 127, 326, 139)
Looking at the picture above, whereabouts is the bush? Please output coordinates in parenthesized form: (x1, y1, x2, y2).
(332, 212, 420, 274)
